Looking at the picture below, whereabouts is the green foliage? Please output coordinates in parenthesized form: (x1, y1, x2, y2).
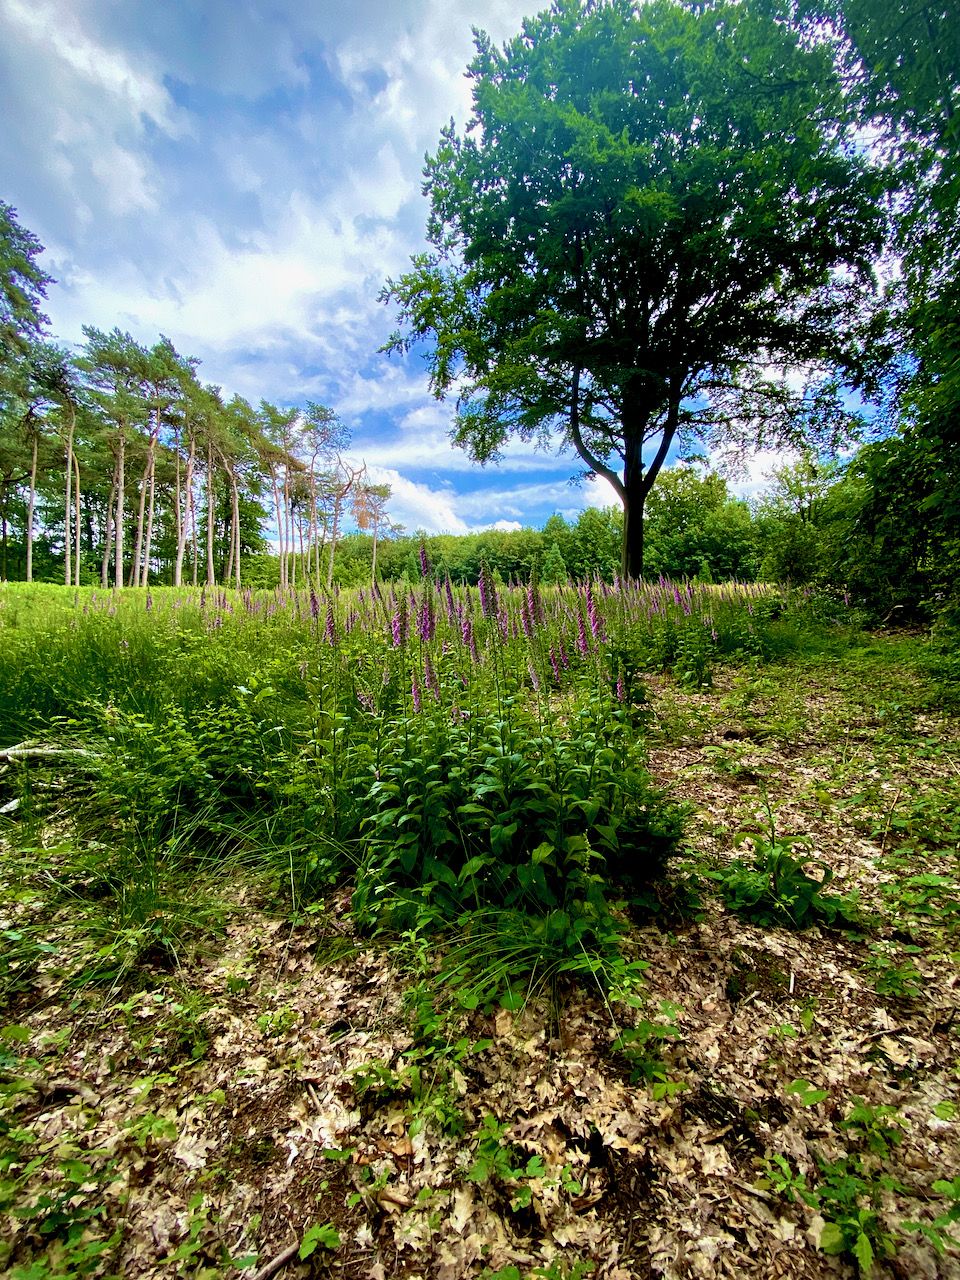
(612, 999, 687, 1098)
(298, 1222, 341, 1260)
(762, 1149, 901, 1274)
(904, 1175, 960, 1256)
(707, 830, 858, 930)
(353, 709, 682, 933)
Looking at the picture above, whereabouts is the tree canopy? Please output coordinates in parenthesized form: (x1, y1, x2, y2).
(382, 0, 888, 576)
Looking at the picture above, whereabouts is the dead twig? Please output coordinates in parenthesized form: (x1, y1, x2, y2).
(250, 1241, 299, 1280)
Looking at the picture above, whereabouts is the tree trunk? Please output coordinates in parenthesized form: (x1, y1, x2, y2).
(101, 463, 118, 588)
(205, 443, 216, 586)
(63, 406, 76, 587)
(231, 470, 242, 589)
(620, 396, 680, 580)
(223, 458, 239, 589)
(129, 457, 149, 587)
(73, 449, 82, 586)
(270, 465, 286, 590)
(189, 483, 198, 586)
(174, 433, 196, 587)
(115, 434, 125, 590)
(140, 444, 158, 586)
(26, 433, 37, 584)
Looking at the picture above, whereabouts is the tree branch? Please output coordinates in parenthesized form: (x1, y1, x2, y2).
(568, 365, 626, 504)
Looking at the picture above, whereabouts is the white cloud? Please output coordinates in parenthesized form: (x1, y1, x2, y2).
(1, 0, 179, 131)
(354, 465, 470, 535)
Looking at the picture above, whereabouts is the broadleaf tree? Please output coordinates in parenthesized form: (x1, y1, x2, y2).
(381, 0, 888, 576)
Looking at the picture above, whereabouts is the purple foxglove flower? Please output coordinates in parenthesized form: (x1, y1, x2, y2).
(586, 585, 601, 639)
(528, 660, 541, 693)
(309, 588, 321, 619)
(462, 617, 478, 664)
(478, 561, 498, 618)
(445, 574, 456, 622)
(424, 652, 436, 696)
(549, 647, 562, 682)
(577, 612, 590, 657)
(324, 603, 337, 645)
(558, 640, 569, 669)
(616, 670, 626, 703)
(145, 592, 153, 611)
(419, 541, 431, 578)
(411, 672, 421, 713)
(520, 595, 534, 639)
(391, 597, 408, 648)
(419, 588, 436, 642)
(527, 581, 544, 628)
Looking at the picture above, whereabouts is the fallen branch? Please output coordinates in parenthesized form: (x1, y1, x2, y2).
(0, 743, 97, 763)
(250, 1241, 299, 1280)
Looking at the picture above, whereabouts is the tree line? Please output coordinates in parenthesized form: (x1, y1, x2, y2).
(0, 251, 394, 589)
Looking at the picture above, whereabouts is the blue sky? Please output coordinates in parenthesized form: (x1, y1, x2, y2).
(0, 0, 781, 535)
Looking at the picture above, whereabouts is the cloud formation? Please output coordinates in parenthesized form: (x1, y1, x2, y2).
(0, 0, 672, 533)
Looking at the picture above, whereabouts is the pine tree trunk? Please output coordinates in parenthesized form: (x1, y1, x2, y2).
(140, 451, 157, 586)
(174, 433, 195, 587)
(129, 457, 149, 587)
(173, 426, 182, 584)
(101, 463, 118, 589)
(63, 407, 76, 587)
(73, 450, 82, 586)
(115, 435, 125, 591)
(270, 466, 286, 590)
(26, 434, 37, 584)
(189, 483, 198, 586)
(205, 444, 216, 587)
(231, 471, 242, 589)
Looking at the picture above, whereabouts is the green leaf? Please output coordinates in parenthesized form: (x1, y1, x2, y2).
(819, 1222, 846, 1255)
(458, 856, 489, 881)
(299, 1222, 341, 1259)
(0, 1025, 32, 1043)
(853, 1230, 875, 1273)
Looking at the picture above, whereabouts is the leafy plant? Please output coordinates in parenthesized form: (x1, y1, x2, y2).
(707, 831, 857, 929)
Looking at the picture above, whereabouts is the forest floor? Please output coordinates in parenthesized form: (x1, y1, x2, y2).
(2, 632, 960, 1280)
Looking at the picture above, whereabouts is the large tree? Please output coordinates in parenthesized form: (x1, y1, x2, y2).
(382, 0, 888, 576)
(802, 0, 960, 612)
